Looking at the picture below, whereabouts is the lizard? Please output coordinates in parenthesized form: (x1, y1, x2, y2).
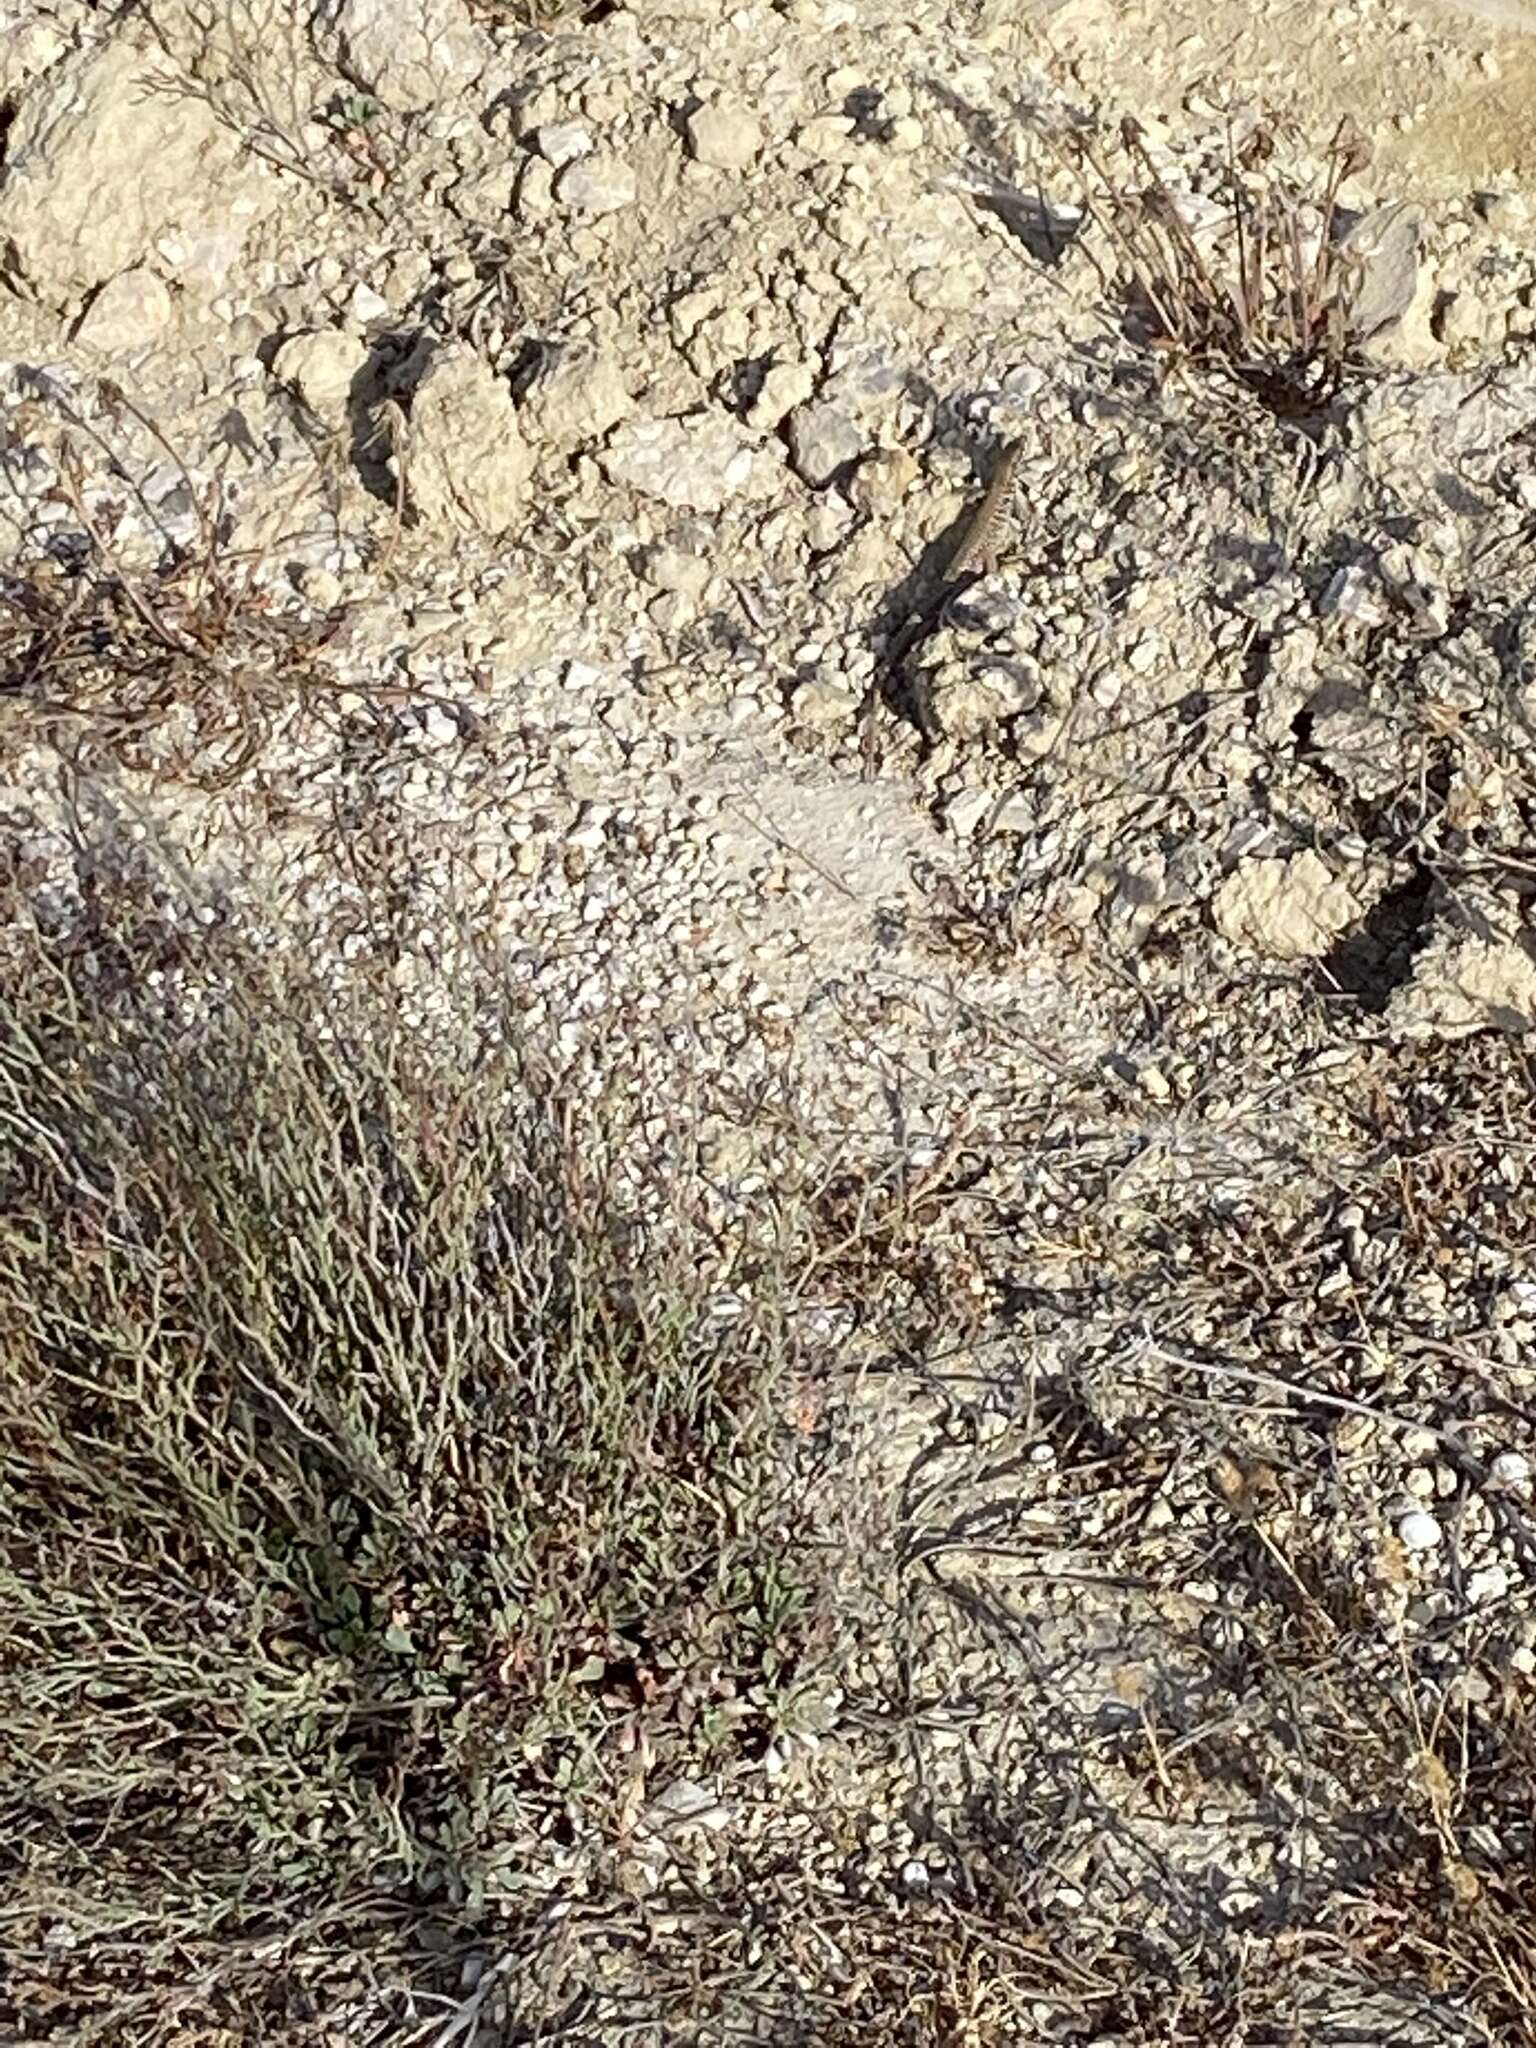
(857, 437, 1026, 778)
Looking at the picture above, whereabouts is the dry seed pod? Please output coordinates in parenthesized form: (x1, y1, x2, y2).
(1335, 115, 1371, 179)
(1239, 124, 1275, 168)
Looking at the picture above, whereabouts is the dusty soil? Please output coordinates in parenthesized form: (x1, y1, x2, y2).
(3, 0, 1536, 2040)
(1051, 0, 1536, 192)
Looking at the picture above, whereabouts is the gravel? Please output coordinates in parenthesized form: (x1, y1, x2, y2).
(4, 0, 1536, 2030)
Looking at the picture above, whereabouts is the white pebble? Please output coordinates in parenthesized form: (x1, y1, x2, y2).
(534, 123, 593, 168)
(1490, 1450, 1531, 1489)
(1398, 1509, 1443, 1553)
(421, 707, 460, 747)
(1466, 1565, 1510, 1605)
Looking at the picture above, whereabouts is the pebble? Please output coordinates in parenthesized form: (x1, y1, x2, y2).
(556, 154, 637, 214)
(684, 102, 762, 170)
(792, 677, 856, 728)
(420, 707, 460, 748)
(346, 279, 390, 325)
(1466, 1565, 1509, 1605)
(74, 267, 172, 353)
(746, 359, 816, 431)
(1490, 1450, 1531, 1489)
(795, 114, 856, 158)
(1319, 564, 1388, 627)
(533, 122, 594, 167)
(1398, 1509, 1443, 1553)
(271, 328, 369, 425)
(991, 792, 1036, 833)
(785, 401, 865, 488)
(943, 789, 993, 838)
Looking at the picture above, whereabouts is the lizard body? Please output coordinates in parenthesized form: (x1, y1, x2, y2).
(858, 439, 1025, 774)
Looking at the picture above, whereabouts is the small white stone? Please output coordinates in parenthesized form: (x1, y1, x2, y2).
(1490, 1450, 1532, 1489)
(746, 359, 816, 431)
(1219, 1887, 1263, 1919)
(1466, 1565, 1510, 1605)
(347, 279, 391, 325)
(1319, 563, 1387, 627)
(556, 153, 636, 215)
(272, 328, 369, 426)
(533, 122, 593, 167)
(684, 102, 763, 171)
(421, 707, 460, 747)
(74, 267, 173, 353)
(304, 566, 346, 610)
(795, 114, 856, 158)
(1398, 1509, 1443, 1553)
(991, 792, 1035, 832)
(943, 789, 992, 838)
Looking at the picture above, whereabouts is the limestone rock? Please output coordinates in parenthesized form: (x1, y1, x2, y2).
(684, 102, 763, 171)
(532, 124, 594, 169)
(400, 344, 534, 537)
(555, 154, 637, 216)
(1339, 202, 1440, 368)
(0, 15, 71, 101)
(272, 330, 371, 428)
(1212, 850, 1369, 962)
(746, 360, 816, 432)
(321, 0, 491, 113)
(600, 414, 775, 513)
(1387, 924, 1536, 1040)
(516, 342, 633, 449)
(74, 268, 173, 354)
(0, 32, 262, 313)
(786, 402, 866, 488)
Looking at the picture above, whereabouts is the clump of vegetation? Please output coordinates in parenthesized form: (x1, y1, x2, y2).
(1060, 112, 1372, 416)
(0, 891, 828, 2042)
(0, 389, 346, 798)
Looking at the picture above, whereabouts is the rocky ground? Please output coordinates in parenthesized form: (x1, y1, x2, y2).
(4, 0, 1536, 2042)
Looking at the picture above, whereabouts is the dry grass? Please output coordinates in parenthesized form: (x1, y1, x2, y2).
(1056, 113, 1372, 417)
(141, 0, 394, 204)
(868, 988, 1536, 2043)
(0, 397, 348, 798)
(4, 860, 1534, 2046)
(465, 0, 608, 24)
(0, 880, 833, 2043)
